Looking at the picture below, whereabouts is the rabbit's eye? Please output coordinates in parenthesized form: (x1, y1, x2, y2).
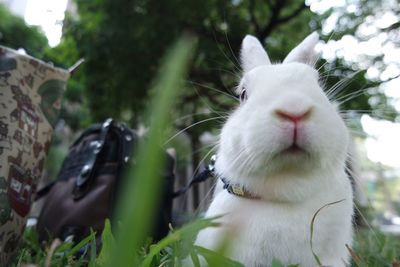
(240, 89, 247, 102)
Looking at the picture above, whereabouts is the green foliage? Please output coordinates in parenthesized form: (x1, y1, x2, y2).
(45, 139, 68, 178)
(351, 229, 400, 267)
(271, 259, 299, 267)
(61, 0, 316, 125)
(313, 0, 399, 122)
(13, 224, 400, 266)
(12, 226, 44, 266)
(193, 245, 243, 267)
(96, 219, 114, 265)
(12, 226, 96, 266)
(13, 217, 233, 267)
(0, 4, 48, 57)
(138, 217, 222, 267)
(317, 58, 397, 124)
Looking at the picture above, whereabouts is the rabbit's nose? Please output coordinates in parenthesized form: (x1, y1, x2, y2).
(274, 108, 312, 123)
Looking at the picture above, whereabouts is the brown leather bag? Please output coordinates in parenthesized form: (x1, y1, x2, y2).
(36, 119, 176, 244)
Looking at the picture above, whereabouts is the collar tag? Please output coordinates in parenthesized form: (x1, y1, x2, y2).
(230, 185, 244, 196)
(221, 178, 260, 199)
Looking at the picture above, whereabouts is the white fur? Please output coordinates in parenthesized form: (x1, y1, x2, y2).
(283, 32, 319, 65)
(241, 35, 271, 73)
(194, 33, 354, 267)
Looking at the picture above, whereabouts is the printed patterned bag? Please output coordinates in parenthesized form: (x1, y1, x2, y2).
(0, 46, 69, 264)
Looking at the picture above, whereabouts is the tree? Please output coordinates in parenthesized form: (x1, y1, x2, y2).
(60, 0, 318, 122)
(0, 4, 48, 58)
(311, 0, 399, 121)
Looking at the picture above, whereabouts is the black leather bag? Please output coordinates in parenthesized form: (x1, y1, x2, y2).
(36, 119, 175, 244)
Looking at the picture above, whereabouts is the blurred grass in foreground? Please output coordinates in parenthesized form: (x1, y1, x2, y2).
(108, 35, 196, 267)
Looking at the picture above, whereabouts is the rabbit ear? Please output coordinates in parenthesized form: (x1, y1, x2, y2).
(241, 35, 271, 73)
(283, 32, 319, 66)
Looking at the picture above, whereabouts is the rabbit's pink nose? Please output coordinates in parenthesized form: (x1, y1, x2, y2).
(275, 108, 312, 123)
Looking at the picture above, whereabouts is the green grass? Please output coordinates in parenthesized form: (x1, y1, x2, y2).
(11, 222, 400, 266)
(9, 36, 400, 266)
(350, 229, 400, 267)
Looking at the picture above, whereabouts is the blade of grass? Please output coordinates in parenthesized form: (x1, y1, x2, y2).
(309, 199, 345, 267)
(45, 239, 62, 267)
(89, 230, 97, 267)
(271, 259, 285, 267)
(107, 35, 197, 267)
(65, 232, 95, 257)
(190, 251, 201, 267)
(345, 244, 362, 266)
(194, 246, 243, 267)
(96, 219, 114, 266)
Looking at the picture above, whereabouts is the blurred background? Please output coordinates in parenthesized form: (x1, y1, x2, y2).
(1, 0, 400, 233)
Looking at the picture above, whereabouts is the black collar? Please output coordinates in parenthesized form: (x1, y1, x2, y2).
(209, 155, 260, 199)
(173, 155, 261, 200)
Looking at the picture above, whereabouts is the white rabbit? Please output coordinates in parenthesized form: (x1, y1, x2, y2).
(194, 32, 354, 267)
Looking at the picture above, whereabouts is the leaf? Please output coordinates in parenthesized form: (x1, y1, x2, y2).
(346, 244, 363, 267)
(96, 219, 115, 265)
(190, 251, 201, 267)
(309, 199, 345, 267)
(271, 259, 285, 267)
(195, 246, 244, 267)
(65, 232, 95, 257)
(140, 216, 220, 267)
(89, 229, 97, 267)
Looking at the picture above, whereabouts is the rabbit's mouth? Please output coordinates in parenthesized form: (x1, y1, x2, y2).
(283, 144, 303, 154)
(278, 139, 309, 156)
(271, 143, 313, 168)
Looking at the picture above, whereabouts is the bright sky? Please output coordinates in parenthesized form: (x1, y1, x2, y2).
(24, 0, 68, 47)
(22, 0, 400, 167)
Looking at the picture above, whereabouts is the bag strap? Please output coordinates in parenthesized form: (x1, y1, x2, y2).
(35, 118, 114, 201)
(74, 118, 113, 188)
(172, 155, 216, 198)
(73, 118, 113, 199)
(35, 181, 56, 201)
